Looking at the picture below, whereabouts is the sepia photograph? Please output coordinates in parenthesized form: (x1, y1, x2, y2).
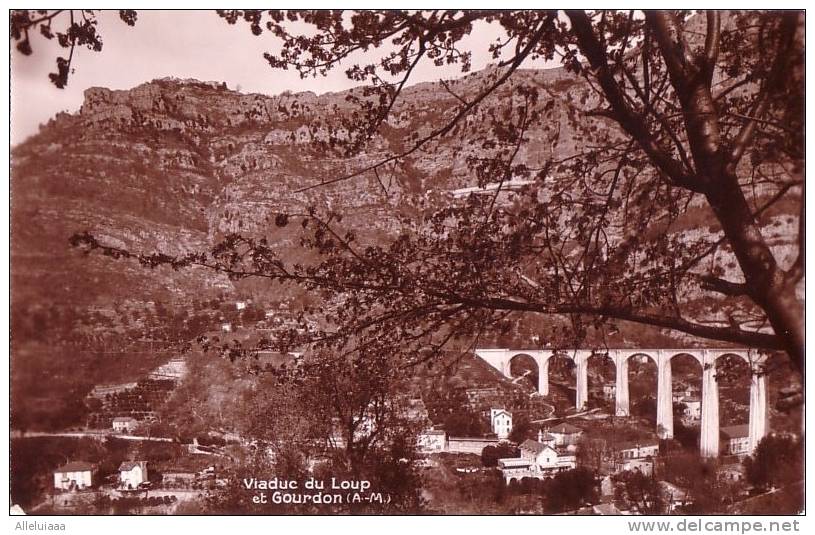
(7, 6, 806, 520)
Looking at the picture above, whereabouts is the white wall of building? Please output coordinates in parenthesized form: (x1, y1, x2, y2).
(120, 465, 147, 489)
(490, 409, 513, 439)
(53, 470, 92, 490)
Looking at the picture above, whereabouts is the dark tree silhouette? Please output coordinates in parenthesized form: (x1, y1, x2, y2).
(481, 442, 521, 467)
(616, 469, 665, 513)
(544, 467, 598, 512)
(10, 10, 137, 88)
(743, 434, 803, 490)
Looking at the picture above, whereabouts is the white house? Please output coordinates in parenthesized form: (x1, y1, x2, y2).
(720, 424, 751, 456)
(446, 436, 500, 455)
(718, 463, 746, 482)
(616, 440, 660, 461)
(536, 429, 557, 445)
(680, 397, 702, 422)
(112, 417, 138, 433)
(417, 429, 447, 452)
(490, 409, 513, 439)
(497, 432, 576, 483)
(673, 385, 701, 403)
(620, 457, 655, 476)
(549, 422, 584, 446)
(53, 461, 95, 491)
(118, 461, 149, 489)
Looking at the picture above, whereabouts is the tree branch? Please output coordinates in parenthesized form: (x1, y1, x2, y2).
(699, 275, 749, 297)
(566, 10, 699, 191)
(703, 11, 721, 81)
(428, 290, 783, 350)
(727, 12, 798, 171)
(293, 12, 555, 193)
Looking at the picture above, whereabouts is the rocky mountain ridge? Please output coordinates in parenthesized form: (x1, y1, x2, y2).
(11, 66, 800, 426)
(12, 67, 589, 306)
(13, 64, 801, 334)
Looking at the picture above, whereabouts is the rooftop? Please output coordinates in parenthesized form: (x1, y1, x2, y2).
(720, 424, 750, 439)
(520, 439, 554, 455)
(550, 422, 583, 434)
(118, 461, 148, 472)
(55, 461, 95, 473)
(498, 458, 533, 468)
(616, 439, 660, 451)
(448, 436, 500, 443)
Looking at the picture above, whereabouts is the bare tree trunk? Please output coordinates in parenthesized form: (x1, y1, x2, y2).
(706, 174, 804, 373)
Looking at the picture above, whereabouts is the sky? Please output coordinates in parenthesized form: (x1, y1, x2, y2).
(10, 10, 559, 146)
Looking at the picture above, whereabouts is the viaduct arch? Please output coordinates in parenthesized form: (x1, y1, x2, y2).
(474, 348, 768, 458)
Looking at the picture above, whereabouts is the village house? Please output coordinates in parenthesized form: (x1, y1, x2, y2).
(417, 429, 447, 452)
(680, 397, 702, 423)
(497, 430, 576, 483)
(118, 461, 149, 489)
(616, 440, 660, 460)
(331, 397, 431, 446)
(447, 436, 501, 455)
(53, 461, 95, 491)
(549, 422, 583, 447)
(620, 457, 655, 476)
(602, 384, 616, 401)
(720, 424, 751, 456)
(490, 408, 513, 439)
(614, 439, 660, 473)
(112, 416, 138, 434)
(659, 481, 691, 513)
(718, 462, 746, 482)
(673, 385, 701, 403)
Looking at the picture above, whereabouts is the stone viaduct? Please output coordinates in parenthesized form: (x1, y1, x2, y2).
(474, 348, 768, 458)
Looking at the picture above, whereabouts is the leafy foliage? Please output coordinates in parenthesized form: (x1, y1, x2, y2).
(508, 416, 532, 443)
(615, 470, 664, 513)
(743, 433, 803, 490)
(443, 409, 488, 437)
(481, 442, 520, 467)
(69, 10, 803, 375)
(543, 467, 598, 512)
(10, 10, 137, 88)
